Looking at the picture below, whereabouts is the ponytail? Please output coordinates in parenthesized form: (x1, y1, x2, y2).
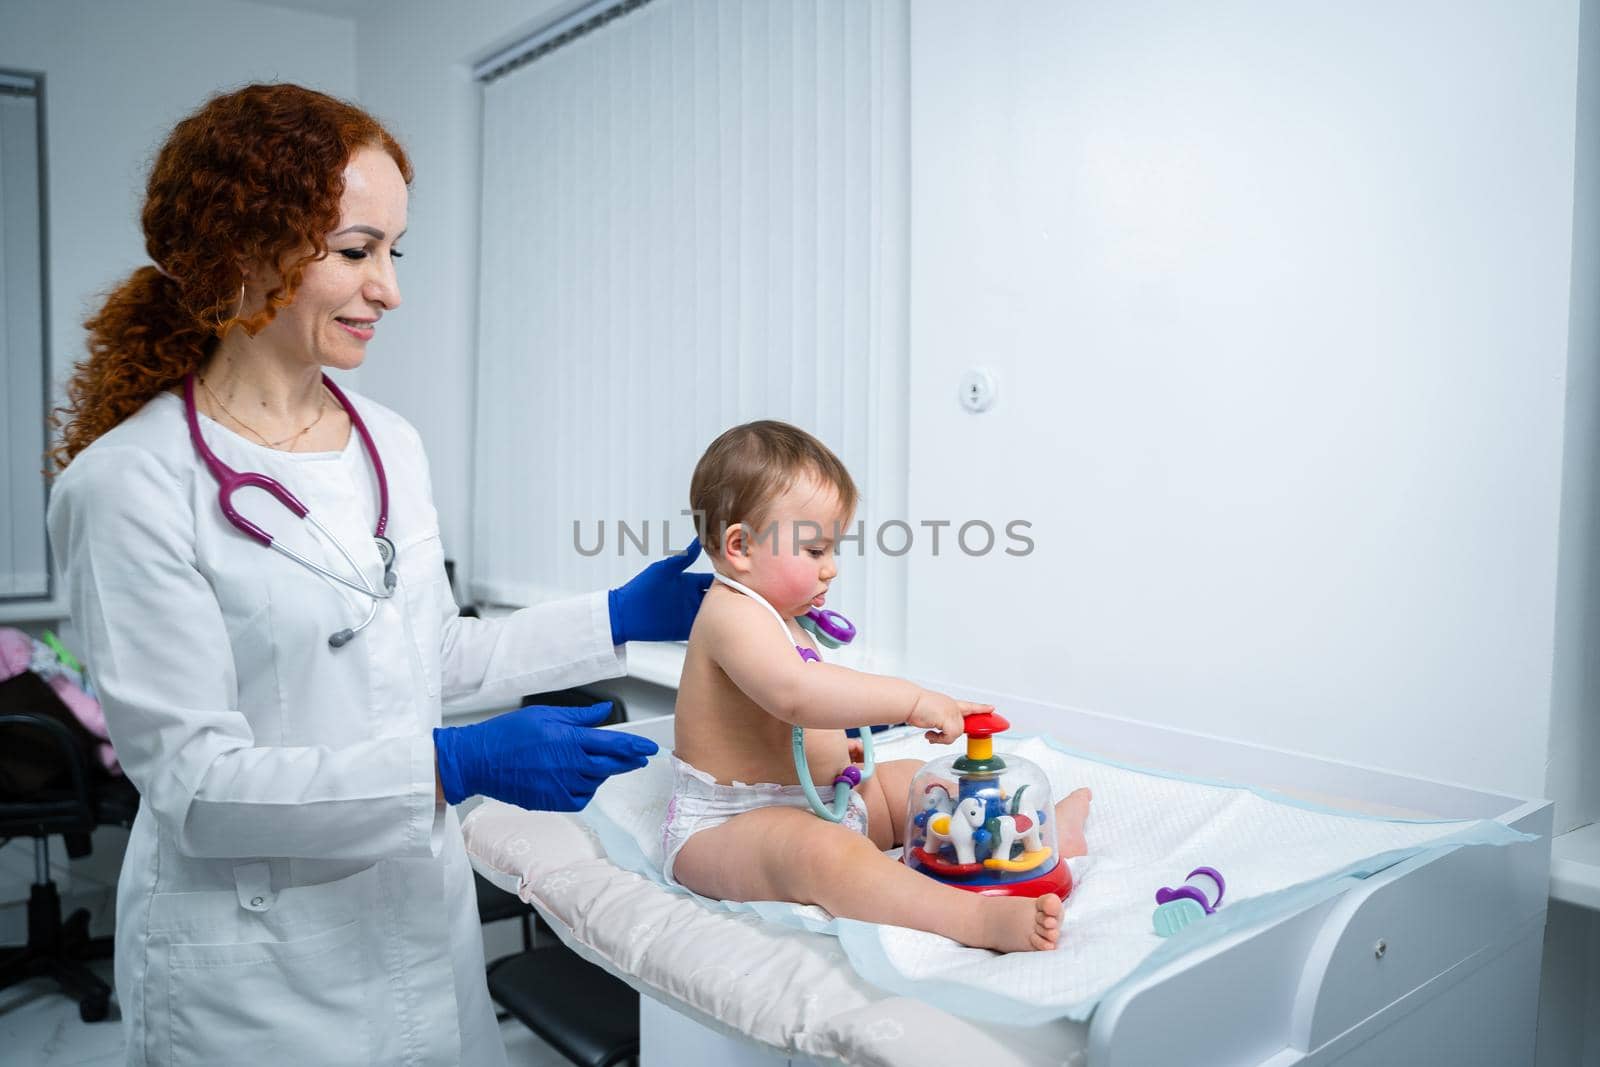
(50, 266, 218, 470)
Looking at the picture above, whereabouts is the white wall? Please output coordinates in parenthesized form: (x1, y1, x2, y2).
(1550, 0, 1600, 841)
(906, 0, 1584, 809)
(1539, 4, 1600, 1060)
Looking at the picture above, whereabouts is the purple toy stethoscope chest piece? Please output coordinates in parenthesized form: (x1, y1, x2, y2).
(1155, 866, 1225, 913)
(1152, 866, 1226, 937)
(805, 608, 856, 644)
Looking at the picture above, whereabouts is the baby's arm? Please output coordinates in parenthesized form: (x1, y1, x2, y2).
(700, 593, 981, 743)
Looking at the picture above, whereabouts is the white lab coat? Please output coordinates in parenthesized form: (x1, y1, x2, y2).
(47, 388, 626, 1066)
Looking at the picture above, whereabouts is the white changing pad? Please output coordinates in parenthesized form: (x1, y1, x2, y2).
(575, 729, 1531, 1025)
(464, 792, 1090, 1066)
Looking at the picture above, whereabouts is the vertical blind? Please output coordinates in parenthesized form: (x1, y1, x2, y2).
(472, 0, 909, 668)
(0, 81, 48, 600)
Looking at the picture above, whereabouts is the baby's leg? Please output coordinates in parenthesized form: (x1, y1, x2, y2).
(1055, 787, 1092, 858)
(672, 805, 1062, 953)
(856, 758, 923, 851)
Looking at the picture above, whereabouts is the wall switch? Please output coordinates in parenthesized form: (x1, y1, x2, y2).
(959, 368, 998, 413)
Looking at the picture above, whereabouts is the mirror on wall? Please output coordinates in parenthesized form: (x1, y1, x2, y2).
(0, 69, 48, 602)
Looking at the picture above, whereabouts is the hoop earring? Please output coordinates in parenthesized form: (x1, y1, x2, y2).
(216, 284, 246, 333)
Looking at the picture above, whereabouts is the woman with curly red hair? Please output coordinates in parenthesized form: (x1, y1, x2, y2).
(47, 83, 707, 1065)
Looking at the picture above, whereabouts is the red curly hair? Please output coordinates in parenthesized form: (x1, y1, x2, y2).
(50, 83, 412, 468)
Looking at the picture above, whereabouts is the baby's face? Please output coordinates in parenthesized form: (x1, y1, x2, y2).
(735, 475, 853, 617)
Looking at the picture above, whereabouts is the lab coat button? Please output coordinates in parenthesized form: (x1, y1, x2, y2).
(251, 895, 266, 908)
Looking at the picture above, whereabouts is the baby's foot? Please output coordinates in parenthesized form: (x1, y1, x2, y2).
(984, 892, 1063, 952)
(1056, 787, 1092, 859)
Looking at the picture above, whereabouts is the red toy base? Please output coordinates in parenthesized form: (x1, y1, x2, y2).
(906, 850, 1073, 899)
(908, 847, 985, 878)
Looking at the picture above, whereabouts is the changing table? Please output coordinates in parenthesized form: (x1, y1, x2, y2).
(464, 690, 1549, 1066)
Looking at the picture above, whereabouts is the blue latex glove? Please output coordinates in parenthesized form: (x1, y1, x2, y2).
(608, 537, 714, 645)
(433, 702, 658, 811)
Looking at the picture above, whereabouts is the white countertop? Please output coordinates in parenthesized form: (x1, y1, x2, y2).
(1551, 822, 1600, 911)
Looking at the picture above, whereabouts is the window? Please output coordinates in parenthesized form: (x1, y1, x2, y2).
(471, 0, 909, 669)
(0, 70, 49, 604)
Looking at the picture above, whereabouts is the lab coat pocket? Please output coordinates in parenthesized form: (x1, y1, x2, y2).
(167, 919, 370, 1066)
(396, 531, 447, 699)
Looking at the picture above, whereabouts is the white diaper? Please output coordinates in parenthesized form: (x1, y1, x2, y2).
(660, 754, 870, 885)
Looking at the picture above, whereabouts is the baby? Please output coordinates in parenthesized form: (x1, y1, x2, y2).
(664, 420, 1091, 952)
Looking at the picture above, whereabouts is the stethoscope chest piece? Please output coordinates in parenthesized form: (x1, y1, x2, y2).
(375, 535, 397, 591)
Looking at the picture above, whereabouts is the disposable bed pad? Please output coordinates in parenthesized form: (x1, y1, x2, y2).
(465, 729, 1531, 1034)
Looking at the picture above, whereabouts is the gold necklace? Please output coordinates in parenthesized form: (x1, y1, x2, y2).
(201, 376, 329, 450)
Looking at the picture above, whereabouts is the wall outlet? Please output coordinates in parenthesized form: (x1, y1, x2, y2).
(959, 368, 998, 413)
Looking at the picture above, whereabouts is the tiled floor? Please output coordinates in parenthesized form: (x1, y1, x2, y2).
(0, 960, 129, 1067)
(0, 958, 577, 1066)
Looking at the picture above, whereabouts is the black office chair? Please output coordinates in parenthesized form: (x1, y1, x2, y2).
(481, 685, 640, 1067)
(0, 672, 139, 1023)
(487, 947, 640, 1067)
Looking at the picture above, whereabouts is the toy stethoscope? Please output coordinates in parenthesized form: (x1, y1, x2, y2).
(711, 572, 872, 821)
(183, 372, 397, 649)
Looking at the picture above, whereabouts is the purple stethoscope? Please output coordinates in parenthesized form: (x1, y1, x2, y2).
(184, 372, 396, 649)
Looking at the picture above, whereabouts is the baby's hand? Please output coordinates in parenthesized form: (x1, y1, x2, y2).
(910, 693, 990, 745)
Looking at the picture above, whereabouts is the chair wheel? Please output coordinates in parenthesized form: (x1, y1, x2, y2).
(80, 990, 110, 1023)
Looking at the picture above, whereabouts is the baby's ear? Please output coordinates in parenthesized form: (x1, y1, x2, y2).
(721, 523, 752, 571)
